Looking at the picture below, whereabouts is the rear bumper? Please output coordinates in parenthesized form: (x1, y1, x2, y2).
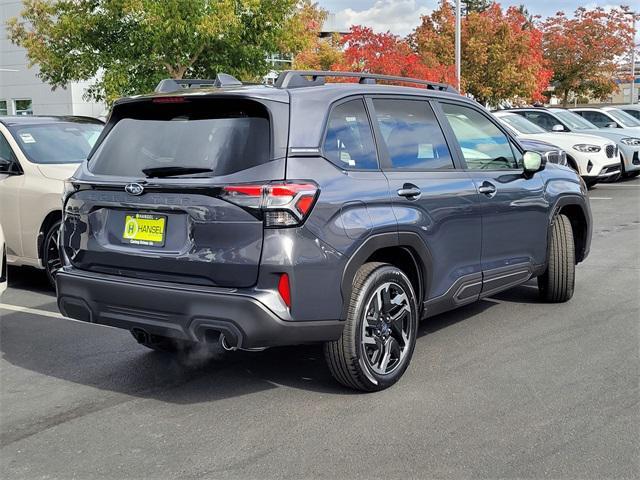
(56, 269, 344, 349)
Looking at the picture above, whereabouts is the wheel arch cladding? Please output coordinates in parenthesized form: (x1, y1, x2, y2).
(340, 232, 432, 319)
(556, 203, 588, 264)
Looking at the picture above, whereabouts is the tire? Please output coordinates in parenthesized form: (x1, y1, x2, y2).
(538, 214, 575, 303)
(324, 262, 419, 391)
(43, 219, 62, 288)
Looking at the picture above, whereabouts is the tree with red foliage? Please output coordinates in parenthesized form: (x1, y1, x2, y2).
(411, 1, 552, 105)
(541, 7, 634, 106)
(331, 25, 453, 85)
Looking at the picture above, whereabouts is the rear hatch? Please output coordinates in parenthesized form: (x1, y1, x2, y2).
(62, 94, 289, 287)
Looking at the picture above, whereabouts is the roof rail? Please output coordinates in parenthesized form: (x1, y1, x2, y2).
(274, 70, 457, 93)
(154, 73, 242, 93)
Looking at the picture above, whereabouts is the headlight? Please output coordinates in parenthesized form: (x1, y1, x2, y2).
(572, 144, 601, 153)
(620, 138, 640, 146)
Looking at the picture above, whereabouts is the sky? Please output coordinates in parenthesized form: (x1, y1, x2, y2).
(317, 1, 633, 36)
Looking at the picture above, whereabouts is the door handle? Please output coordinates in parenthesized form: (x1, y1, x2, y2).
(478, 181, 497, 197)
(397, 184, 421, 199)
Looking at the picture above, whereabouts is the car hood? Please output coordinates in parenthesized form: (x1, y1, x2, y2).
(517, 138, 558, 153)
(520, 132, 611, 148)
(579, 128, 640, 141)
(36, 163, 81, 181)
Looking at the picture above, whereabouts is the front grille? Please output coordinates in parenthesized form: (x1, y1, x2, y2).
(606, 144, 615, 158)
(602, 164, 620, 174)
(546, 152, 559, 164)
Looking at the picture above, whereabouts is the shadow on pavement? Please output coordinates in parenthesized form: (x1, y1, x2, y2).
(1, 266, 531, 404)
(7, 265, 52, 294)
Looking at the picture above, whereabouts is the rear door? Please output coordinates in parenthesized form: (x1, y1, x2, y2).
(438, 101, 548, 291)
(368, 96, 483, 307)
(62, 96, 288, 287)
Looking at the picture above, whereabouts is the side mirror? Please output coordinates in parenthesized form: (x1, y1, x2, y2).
(551, 124, 565, 132)
(523, 151, 545, 175)
(605, 122, 618, 128)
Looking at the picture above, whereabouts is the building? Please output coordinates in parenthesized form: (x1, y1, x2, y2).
(0, 0, 105, 117)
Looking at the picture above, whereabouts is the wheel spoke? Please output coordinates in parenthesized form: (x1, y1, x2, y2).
(362, 334, 377, 345)
(378, 339, 392, 372)
(360, 280, 414, 376)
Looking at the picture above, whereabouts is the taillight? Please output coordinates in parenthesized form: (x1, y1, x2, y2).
(221, 181, 318, 228)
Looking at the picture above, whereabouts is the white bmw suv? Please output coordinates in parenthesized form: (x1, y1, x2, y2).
(494, 111, 619, 187)
(0, 116, 103, 286)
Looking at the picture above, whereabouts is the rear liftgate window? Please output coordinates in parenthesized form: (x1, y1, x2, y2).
(89, 99, 271, 177)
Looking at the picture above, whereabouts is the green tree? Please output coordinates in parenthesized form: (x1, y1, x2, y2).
(7, 0, 303, 104)
(462, 0, 491, 15)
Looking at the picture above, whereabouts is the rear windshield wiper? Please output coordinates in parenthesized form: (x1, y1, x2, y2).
(141, 166, 213, 178)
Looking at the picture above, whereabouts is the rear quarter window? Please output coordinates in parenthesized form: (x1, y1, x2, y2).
(322, 98, 378, 170)
(89, 99, 271, 177)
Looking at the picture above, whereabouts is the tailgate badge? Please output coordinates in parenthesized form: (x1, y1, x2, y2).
(125, 183, 144, 196)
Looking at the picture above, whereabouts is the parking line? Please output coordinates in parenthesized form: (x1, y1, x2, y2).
(589, 197, 612, 200)
(596, 184, 640, 187)
(0, 303, 65, 319)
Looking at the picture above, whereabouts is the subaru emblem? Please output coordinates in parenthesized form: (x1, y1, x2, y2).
(125, 183, 144, 196)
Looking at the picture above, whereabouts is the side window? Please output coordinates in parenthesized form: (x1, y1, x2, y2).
(581, 111, 611, 128)
(622, 109, 640, 120)
(372, 98, 453, 170)
(522, 111, 559, 131)
(323, 99, 378, 170)
(441, 103, 517, 170)
(0, 133, 19, 173)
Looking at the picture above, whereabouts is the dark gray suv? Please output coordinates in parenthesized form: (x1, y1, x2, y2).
(56, 71, 592, 391)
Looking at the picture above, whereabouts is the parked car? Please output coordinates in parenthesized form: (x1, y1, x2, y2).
(515, 137, 568, 167)
(494, 111, 615, 185)
(56, 71, 592, 391)
(0, 224, 6, 297)
(0, 116, 104, 286)
(505, 107, 640, 179)
(570, 106, 640, 131)
(619, 104, 640, 121)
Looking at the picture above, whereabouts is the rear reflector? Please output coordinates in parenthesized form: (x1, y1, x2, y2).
(278, 273, 291, 308)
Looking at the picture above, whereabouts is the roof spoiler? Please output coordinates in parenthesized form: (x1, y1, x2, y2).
(274, 70, 457, 93)
(154, 73, 242, 93)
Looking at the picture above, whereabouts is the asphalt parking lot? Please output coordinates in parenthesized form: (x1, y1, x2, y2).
(1, 179, 638, 480)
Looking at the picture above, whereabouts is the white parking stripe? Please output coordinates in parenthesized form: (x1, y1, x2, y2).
(595, 184, 640, 187)
(589, 197, 612, 200)
(0, 303, 113, 328)
(0, 303, 65, 319)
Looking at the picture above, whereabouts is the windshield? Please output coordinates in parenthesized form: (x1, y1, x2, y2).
(10, 122, 103, 164)
(89, 99, 270, 178)
(498, 114, 547, 134)
(551, 110, 598, 131)
(607, 109, 640, 127)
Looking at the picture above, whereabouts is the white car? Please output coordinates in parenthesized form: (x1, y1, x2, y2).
(620, 104, 640, 121)
(505, 108, 640, 179)
(570, 106, 640, 132)
(0, 116, 103, 286)
(494, 111, 619, 186)
(0, 224, 6, 296)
